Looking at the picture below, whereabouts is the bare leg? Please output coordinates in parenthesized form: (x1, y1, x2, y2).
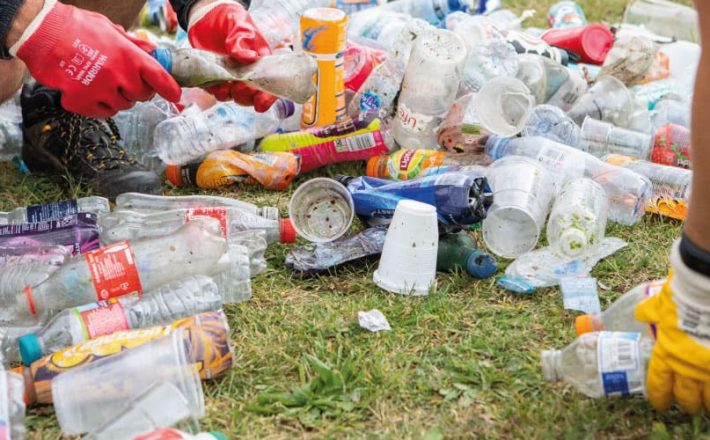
(61, 0, 147, 30)
(685, 2, 710, 251)
(0, 58, 26, 103)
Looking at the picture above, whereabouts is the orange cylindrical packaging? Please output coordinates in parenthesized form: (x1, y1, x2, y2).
(16, 311, 232, 405)
(300, 8, 348, 128)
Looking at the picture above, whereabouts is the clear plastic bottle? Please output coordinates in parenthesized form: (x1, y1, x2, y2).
(7, 219, 230, 321)
(114, 193, 279, 222)
(0, 91, 23, 162)
(153, 100, 295, 165)
(0, 370, 25, 440)
(347, 57, 405, 119)
(0, 197, 110, 225)
(575, 279, 665, 338)
(521, 104, 582, 147)
(547, 178, 609, 259)
(541, 331, 652, 398)
(100, 207, 296, 245)
(250, 0, 329, 48)
(650, 96, 690, 129)
(486, 136, 652, 226)
(17, 276, 222, 366)
(378, 0, 472, 25)
(580, 117, 653, 159)
(113, 96, 179, 172)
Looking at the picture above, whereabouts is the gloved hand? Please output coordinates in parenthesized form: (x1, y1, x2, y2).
(636, 241, 710, 413)
(187, 0, 277, 112)
(10, 0, 181, 118)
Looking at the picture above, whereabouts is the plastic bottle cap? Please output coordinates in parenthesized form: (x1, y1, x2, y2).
(209, 432, 228, 440)
(18, 334, 43, 366)
(165, 164, 183, 187)
(575, 314, 603, 336)
(280, 218, 297, 243)
(559, 228, 589, 257)
(465, 250, 497, 279)
(366, 155, 387, 178)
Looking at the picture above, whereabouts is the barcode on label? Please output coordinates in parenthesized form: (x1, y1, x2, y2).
(335, 133, 377, 152)
(616, 342, 634, 370)
(599, 332, 639, 373)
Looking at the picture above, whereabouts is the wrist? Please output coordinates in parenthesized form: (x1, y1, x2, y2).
(5, 0, 43, 49)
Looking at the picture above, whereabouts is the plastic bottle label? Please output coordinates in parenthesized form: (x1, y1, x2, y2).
(597, 332, 644, 396)
(84, 242, 143, 301)
(185, 207, 228, 237)
(133, 429, 188, 440)
(561, 277, 601, 314)
(26, 200, 78, 223)
(73, 300, 130, 339)
(334, 132, 379, 152)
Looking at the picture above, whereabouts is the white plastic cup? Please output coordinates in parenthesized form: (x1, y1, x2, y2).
(581, 117, 652, 159)
(289, 178, 354, 243)
(373, 200, 438, 295)
(470, 77, 535, 137)
(482, 156, 556, 258)
(53, 330, 204, 436)
(567, 76, 634, 128)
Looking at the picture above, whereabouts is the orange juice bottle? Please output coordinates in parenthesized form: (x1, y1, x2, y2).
(300, 8, 348, 128)
(166, 150, 300, 191)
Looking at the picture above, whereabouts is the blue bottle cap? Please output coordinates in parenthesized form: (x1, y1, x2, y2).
(466, 250, 497, 279)
(209, 432, 228, 440)
(18, 333, 43, 366)
(280, 99, 296, 118)
(484, 135, 511, 160)
(151, 47, 173, 74)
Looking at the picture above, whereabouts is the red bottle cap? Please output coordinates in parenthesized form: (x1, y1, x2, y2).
(165, 164, 183, 187)
(280, 218, 297, 243)
(542, 24, 614, 65)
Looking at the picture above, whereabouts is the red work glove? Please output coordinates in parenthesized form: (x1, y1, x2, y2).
(187, 0, 277, 112)
(10, 0, 181, 118)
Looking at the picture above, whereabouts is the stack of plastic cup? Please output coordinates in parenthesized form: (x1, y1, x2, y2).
(482, 156, 556, 258)
(567, 76, 635, 128)
(53, 331, 204, 437)
(581, 117, 653, 159)
(373, 200, 438, 296)
(289, 178, 355, 243)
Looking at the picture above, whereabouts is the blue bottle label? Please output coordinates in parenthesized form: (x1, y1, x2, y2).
(597, 332, 644, 397)
(26, 200, 79, 223)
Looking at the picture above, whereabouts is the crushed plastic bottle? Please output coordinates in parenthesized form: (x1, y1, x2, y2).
(486, 136, 652, 226)
(5, 219, 230, 321)
(542, 331, 652, 398)
(154, 100, 295, 165)
(0, 254, 66, 322)
(367, 149, 490, 181)
(100, 207, 296, 245)
(574, 279, 664, 338)
(347, 55, 405, 119)
(0, 213, 100, 256)
(0, 197, 109, 225)
(250, 0, 329, 49)
(437, 231, 496, 278)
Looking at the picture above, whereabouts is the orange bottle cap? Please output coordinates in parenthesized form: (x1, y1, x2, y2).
(575, 314, 603, 336)
(366, 155, 386, 178)
(165, 164, 183, 187)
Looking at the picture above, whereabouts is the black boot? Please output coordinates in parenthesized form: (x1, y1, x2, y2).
(21, 82, 161, 199)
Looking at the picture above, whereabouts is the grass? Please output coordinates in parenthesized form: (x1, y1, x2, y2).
(4, 0, 708, 438)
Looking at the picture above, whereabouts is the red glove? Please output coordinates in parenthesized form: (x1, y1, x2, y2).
(10, 0, 181, 118)
(188, 1, 277, 112)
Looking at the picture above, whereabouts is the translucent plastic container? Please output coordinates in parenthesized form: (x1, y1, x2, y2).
(0, 197, 110, 225)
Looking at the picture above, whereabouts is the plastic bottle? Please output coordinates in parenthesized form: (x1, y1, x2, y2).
(521, 104, 582, 147)
(515, 55, 587, 111)
(165, 150, 300, 191)
(0, 258, 65, 321)
(153, 100, 295, 165)
(114, 193, 280, 221)
(605, 154, 691, 220)
(0, 91, 23, 162)
(260, 117, 394, 173)
(623, 0, 699, 43)
(547, 178, 609, 258)
(651, 123, 690, 169)
(575, 279, 665, 338)
(347, 55, 405, 118)
(17, 276, 222, 366)
(6, 219, 229, 321)
(486, 136, 652, 226)
(377, 0, 472, 25)
(541, 331, 652, 398)
(0, 213, 100, 256)
(580, 117, 653, 159)
(12, 311, 232, 405)
(249, 0, 328, 49)
(0, 197, 110, 225)
(437, 231, 497, 279)
(338, 172, 493, 230)
(366, 148, 490, 181)
(0, 370, 25, 440)
(132, 429, 227, 440)
(0, 244, 69, 269)
(392, 29, 467, 149)
(113, 97, 179, 172)
(100, 207, 296, 245)
(548, 1, 586, 29)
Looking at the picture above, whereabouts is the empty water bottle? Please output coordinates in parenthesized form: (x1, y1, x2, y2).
(100, 207, 295, 245)
(547, 178, 609, 258)
(574, 279, 664, 338)
(153, 100, 295, 164)
(250, 0, 329, 49)
(0, 197, 110, 225)
(541, 331, 651, 398)
(17, 276, 222, 366)
(521, 104, 582, 147)
(0, 213, 101, 256)
(0, 257, 66, 322)
(6, 219, 230, 321)
(114, 193, 280, 222)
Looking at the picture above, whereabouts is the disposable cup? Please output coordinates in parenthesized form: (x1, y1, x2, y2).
(581, 117, 652, 159)
(53, 330, 204, 436)
(471, 77, 534, 137)
(373, 200, 438, 295)
(567, 76, 634, 127)
(289, 178, 354, 243)
(482, 156, 555, 258)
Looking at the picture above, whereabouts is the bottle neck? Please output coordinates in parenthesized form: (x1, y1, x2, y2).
(541, 350, 562, 382)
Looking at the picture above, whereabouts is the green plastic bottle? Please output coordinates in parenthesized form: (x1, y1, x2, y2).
(437, 232, 497, 279)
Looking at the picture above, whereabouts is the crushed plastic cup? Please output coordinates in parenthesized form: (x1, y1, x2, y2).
(482, 156, 555, 259)
(470, 77, 535, 137)
(373, 200, 438, 295)
(289, 178, 355, 243)
(53, 330, 204, 436)
(567, 76, 635, 128)
(581, 117, 652, 159)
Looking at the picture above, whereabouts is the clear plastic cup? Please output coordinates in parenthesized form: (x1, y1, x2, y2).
(288, 178, 355, 243)
(567, 76, 634, 128)
(373, 200, 438, 296)
(581, 117, 652, 159)
(53, 330, 204, 436)
(482, 156, 556, 258)
(471, 77, 534, 137)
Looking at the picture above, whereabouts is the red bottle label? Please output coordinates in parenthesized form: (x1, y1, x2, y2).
(185, 207, 228, 237)
(74, 300, 130, 339)
(84, 242, 143, 301)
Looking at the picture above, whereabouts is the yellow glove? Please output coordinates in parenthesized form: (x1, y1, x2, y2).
(635, 241, 710, 413)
